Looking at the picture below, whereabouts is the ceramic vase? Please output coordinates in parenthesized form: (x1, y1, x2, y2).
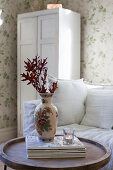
(34, 93, 58, 141)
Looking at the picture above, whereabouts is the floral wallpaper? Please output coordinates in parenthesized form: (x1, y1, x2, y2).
(0, 0, 32, 129)
(0, 0, 45, 129)
(0, 0, 113, 129)
(71, 0, 113, 84)
(0, 0, 17, 129)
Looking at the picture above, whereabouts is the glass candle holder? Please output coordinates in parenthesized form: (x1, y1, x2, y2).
(63, 128, 75, 145)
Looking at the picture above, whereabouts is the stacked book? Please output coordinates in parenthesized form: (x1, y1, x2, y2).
(26, 136, 86, 158)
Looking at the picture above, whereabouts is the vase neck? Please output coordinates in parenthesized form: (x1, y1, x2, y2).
(40, 93, 53, 105)
(41, 96, 52, 105)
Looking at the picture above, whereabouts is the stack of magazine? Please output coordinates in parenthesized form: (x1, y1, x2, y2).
(26, 136, 86, 158)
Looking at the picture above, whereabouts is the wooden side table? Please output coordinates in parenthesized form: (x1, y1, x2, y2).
(0, 137, 111, 170)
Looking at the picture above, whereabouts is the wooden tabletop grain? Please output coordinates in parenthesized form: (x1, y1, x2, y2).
(0, 137, 111, 170)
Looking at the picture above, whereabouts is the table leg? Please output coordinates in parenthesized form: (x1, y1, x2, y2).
(4, 164, 7, 170)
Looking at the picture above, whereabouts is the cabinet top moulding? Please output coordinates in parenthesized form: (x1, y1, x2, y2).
(18, 8, 80, 19)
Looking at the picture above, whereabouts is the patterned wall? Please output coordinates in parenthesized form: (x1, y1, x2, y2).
(0, 0, 32, 129)
(0, 0, 113, 129)
(0, 0, 17, 129)
(71, 0, 113, 84)
(0, 0, 44, 129)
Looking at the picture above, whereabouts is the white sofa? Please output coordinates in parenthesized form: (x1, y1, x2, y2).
(23, 79, 113, 170)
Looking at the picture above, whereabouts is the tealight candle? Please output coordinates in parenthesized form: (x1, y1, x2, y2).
(63, 128, 75, 145)
(64, 136, 72, 144)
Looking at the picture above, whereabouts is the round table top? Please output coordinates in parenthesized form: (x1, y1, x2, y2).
(0, 137, 111, 170)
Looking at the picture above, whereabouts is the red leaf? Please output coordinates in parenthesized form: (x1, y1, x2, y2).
(21, 56, 57, 93)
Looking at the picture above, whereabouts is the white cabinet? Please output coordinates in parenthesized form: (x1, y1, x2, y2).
(17, 8, 80, 136)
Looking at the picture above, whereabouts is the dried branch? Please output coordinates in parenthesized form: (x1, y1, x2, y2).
(21, 56, 57, 93)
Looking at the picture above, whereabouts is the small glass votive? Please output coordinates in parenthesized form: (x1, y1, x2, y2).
(63, 128, 75, 145)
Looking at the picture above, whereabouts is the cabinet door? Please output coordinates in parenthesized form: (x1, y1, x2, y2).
(38, 14, 59, 78)
(17, 17, 38, 136)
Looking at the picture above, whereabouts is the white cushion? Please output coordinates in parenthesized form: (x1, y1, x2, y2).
(52, 79, 87, 126)
(23, 100, 40, 136)
(81, 89, 113, 129)
(85, 81, 113, 90)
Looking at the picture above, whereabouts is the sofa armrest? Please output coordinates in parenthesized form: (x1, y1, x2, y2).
(23, 100, 41, 136)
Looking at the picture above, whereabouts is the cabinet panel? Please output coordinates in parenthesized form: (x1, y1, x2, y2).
(41, 43, 58, 77)
(38, 14, 58, 41)
(38, 14, 59, 78)
(38, 14, 58, 43)
(20, 22, 34, 43)
(20, 18, 37, 44)
(41, 17, 57, 39)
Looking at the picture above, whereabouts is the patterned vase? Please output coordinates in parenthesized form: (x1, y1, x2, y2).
(34, 93, 58, 141)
